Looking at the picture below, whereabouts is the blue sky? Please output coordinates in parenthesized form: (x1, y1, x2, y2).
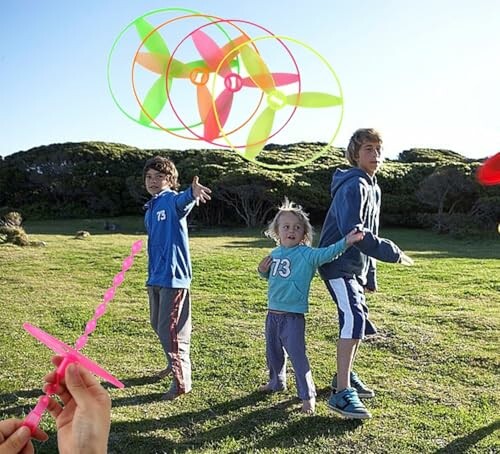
(1, 0, 499, 161)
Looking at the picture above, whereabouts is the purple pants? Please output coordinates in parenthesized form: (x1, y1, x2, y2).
(265, 311, 316, 400)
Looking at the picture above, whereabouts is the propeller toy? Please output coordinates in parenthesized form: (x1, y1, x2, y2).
(166, 18, 302, 147)
(111, 9, 345, 169)
(134, 17, 240, 127)
(235, 40, 342, 161)
(109, 8, 240, 134)
(190, 28, 300, 142)
(21, 240, 143, 434)
(476, 152, 500, 186)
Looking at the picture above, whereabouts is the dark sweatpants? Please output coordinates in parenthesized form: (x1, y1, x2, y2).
(148, 286, 192, 394)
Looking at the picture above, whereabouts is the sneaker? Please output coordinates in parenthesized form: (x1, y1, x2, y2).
(331, 371, 375, 398)
(327, 387, 372, 419)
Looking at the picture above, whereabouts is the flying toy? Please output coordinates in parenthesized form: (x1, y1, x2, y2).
(109, 9, 344, 169)
(22, 240, 143, 434)
(476, 152, 500, 186)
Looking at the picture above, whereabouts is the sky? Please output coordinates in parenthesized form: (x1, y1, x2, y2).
(1, 0, 499, 161)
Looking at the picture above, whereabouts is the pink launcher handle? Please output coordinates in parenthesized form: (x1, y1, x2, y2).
(22, 396, 50, 434)
(22, 355, 74, 434)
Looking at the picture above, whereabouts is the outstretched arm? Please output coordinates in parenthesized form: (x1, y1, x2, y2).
(335, 183, 402, 263)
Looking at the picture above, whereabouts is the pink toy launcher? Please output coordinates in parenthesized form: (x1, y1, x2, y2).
(22, 240, 143, 434)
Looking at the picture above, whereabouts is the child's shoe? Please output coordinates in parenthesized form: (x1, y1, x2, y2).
(327, 387, 372, 419)
(331, 371, 375, 398)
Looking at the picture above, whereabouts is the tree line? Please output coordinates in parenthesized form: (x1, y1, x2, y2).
(0, 141, 498, 237)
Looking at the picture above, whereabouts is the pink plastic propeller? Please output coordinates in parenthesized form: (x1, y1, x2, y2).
(191, 31, 300, 142)
(477, 152, 500, 185)
(21, 240, 143, 434)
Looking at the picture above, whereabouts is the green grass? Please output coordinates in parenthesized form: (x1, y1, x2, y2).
(0, 219, 499, 453)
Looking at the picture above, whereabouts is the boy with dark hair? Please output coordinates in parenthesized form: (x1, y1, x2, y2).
(143, 156, 211, 400)
(319, 128, 413, 419)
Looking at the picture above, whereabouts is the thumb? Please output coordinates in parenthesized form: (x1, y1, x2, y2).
(2, 426, 31, 453)
(192, 176, 199, 186)
(64, 363, 88, 404)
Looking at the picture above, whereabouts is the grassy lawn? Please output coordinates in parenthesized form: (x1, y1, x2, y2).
(0, 218, 499, 453)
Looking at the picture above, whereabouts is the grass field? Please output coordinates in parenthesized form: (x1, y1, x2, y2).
(0, 218, 499, 453)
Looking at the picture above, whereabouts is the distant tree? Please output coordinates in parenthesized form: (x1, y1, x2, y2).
(215, 179, 277, 227)
(416, 166, 478, 232)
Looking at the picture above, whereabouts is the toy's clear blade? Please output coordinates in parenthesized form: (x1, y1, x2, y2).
(204, 89, 233, 141)
(239, 45, 275, 93)
(197, 84, 212, 123)
(286, 92, 342, 108)
(242, 73, 299, 88)
(136, 52, 167, 74)
(139, 76, 170, 125)
(134, 17, 169, 57)
(244, 107, 275, 160)
(220, 34, 250, 59)
(23, 323, 73, 355)
(192, 30, 230, 75)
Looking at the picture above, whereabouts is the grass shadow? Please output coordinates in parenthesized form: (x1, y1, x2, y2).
(434, 419, 500, 453)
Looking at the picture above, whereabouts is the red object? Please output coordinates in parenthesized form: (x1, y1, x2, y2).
(477, 152, 500, 185)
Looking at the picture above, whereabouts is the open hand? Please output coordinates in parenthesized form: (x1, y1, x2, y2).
(399, 252, 414, 266)
(192, 176, 212, 205)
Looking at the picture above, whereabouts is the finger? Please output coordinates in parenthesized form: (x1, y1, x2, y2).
(75, 366, 111, 405)
(30, 427, 48, 442)
(50, 355, 64, 368)
(0, 425, 31, 454)
(45, 396, 64, 420)
(20, 442, 34, 454)
(65, 363, 107, 407)
(67, 363, 98, 388)
(0, 419, 18, 443)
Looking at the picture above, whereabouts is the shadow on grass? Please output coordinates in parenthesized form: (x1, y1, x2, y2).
(10, 381, 361, 453)
(0, 374, 163, 419)
(105, 389, 359, 453)
(435, 419, 500, 453)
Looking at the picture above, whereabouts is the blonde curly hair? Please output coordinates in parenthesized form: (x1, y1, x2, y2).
(265, 198, 314, 246)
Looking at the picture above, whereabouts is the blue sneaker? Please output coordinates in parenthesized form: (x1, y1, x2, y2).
(328, 387, 372, 419)
(331, 371, 375, 398)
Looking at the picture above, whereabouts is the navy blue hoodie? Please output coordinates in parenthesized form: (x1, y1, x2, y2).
(318, 168, 402, 289)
